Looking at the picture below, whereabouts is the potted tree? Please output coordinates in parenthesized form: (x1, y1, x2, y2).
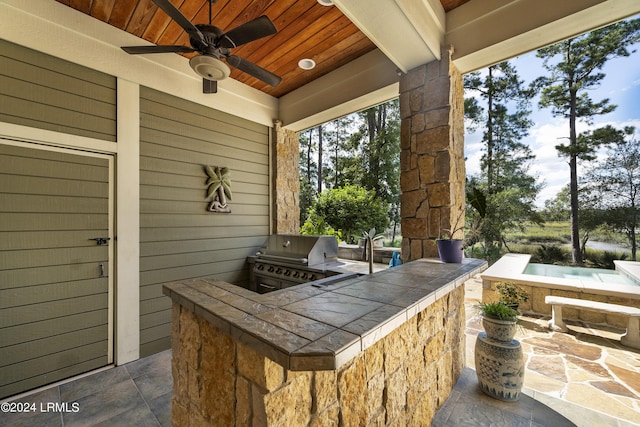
(474, 302, 524, 402)
(436, 212, 465, 263)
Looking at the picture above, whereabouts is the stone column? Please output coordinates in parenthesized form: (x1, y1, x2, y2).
(272, 120, 300, 234)
(399, 47, 465, 262)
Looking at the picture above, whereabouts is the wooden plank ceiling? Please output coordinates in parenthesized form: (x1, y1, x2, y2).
(54, 0, 470, 98)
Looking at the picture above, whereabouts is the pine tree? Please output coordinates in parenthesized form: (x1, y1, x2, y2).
(299, 129, 317, 224)
(464, 61, 541, 257)
(535, 19, 640, 264)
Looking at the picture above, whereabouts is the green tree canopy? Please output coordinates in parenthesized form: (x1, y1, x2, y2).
(585, 127, 639, 259)
(301, 185, 389, 244)
(542, 186, 571, 222)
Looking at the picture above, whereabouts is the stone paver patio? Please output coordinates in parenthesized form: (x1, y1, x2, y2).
(464, 274, 640, 426)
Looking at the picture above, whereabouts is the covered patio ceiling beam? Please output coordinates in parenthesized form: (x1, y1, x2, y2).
(280, 0, 445, 131)
(279, 49, 399, 131)
(447, 0, 640, 74)
(333, 0, 446, 73)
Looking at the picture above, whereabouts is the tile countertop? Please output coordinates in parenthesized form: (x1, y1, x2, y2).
(162, 258, 487, 371)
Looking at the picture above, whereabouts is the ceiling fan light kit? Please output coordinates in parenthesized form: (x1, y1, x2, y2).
(190, 55, 230, 81)
(317, 0, 334, 6)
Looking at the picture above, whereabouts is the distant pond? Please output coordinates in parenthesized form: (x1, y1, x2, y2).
(566, 240, 631, 253)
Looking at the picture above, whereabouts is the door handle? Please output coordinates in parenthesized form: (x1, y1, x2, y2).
(99, 263, 106, 278)
(90, 237, 110, 246)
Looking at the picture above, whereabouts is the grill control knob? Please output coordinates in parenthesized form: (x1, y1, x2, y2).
(275, 268, 283, 274)
(301, 272, 308, 280)
(256, 264, 264, 270)
(309, 274, 317, 281)
(293, 271, 300, 278)
(284, 269, 291, 276)
(268, 266, 275, 273)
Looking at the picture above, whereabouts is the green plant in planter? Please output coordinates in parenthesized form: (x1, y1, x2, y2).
(477, 302, 518, 321)
(495, 282, 529, 306)
(438, 211, 465, 240)
(474, 301, 525, 401)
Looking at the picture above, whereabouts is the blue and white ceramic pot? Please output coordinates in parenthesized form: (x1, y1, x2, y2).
(474, 316, 524, 402)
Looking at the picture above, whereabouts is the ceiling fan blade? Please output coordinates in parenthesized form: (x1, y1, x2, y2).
(226, 55, 281, 87)
(218, 16, 277, 49)
(152, 0, 205, 44)
(121, 45, 196, 54)
(203, 79, 217, 94)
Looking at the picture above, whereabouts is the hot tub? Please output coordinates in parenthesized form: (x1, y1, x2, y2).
(480, 254, 640, 327)
(523, 263, 639, 286)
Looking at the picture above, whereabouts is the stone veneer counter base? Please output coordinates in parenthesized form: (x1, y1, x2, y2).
(163, 258, 487, 426)
(163, 258, 486, 371)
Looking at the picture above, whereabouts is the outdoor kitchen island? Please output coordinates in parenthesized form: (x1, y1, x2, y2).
(163, 257, 487, 426)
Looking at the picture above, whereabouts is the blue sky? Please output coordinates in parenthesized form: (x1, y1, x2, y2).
(464, 40, 640, 209)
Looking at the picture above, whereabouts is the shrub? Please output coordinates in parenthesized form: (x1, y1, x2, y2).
(584, 249, 628, 269)
(299, 214, 342, 242)
(301, 185, 389, 244)
(532, 244, 570, 264)
(495, 282, 529, 305)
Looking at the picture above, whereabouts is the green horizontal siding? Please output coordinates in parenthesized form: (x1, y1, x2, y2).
(0, 39, 116, 141)
(139, 87, 270, 357)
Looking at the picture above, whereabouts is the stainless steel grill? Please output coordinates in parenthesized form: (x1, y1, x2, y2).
(247, 235, 342, 293)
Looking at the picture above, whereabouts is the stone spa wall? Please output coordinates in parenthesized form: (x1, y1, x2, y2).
(170, 285, 465, 426)
(483, 282, 639, 329)
(481, 255, 640, 329)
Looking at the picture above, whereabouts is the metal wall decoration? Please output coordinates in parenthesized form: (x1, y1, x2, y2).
(205, 165, 232, 213)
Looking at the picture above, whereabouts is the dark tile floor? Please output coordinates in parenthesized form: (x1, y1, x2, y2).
(433, 367, 576, 427)
(2, 349, 578, 427)
(0, 350, 172, 427)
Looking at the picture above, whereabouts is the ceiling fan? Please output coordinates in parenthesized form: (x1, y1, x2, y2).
(121, 0, 282, 93)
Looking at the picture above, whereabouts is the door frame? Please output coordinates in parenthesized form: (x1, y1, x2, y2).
(0, 137, 115, 364)
(1, 78, 141, 366)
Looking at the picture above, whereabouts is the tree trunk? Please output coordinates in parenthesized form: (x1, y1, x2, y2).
(317, 125, 323, 194)
(632, 203, 638, 261)
(486, 66, 495, 192)
(391, 221, 397, 244)
(366, 108, 379, 192)
(569, 84, 583, 265)
(306, 129, 312, 185)
(218, 188, 227, 206)
(335, 123, 339, 187)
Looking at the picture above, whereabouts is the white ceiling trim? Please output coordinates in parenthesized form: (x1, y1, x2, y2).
(333, 0, 445, 73)
(0, 0, 278, 127)
(446, 0, 640, 74)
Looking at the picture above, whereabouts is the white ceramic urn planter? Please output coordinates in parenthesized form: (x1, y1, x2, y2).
(474, 315, 524, 401)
